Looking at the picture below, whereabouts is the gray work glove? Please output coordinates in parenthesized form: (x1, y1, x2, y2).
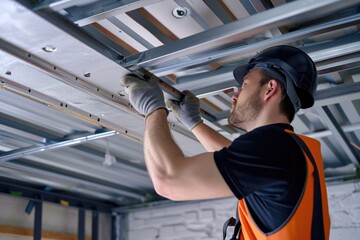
(120, 73, 167, 118)
(166, 90, 203, 130)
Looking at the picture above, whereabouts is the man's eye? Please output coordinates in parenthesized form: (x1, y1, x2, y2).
(241, 83, 247, 89)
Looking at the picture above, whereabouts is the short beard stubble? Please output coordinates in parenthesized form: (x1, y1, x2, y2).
(228, 89, 263, 131)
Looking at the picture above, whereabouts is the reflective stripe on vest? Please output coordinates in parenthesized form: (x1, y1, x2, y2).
(237, 130, 330, 240)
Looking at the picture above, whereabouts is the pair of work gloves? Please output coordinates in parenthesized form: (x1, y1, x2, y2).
(120, 74, 203, 130)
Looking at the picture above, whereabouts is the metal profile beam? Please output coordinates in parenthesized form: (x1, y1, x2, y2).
(33, 0, 96, 11)
(306, 122, 360, 139)
(34, 201, 43, 240)
(111, 214, 120, 240)
(92, 211, 99, 240)
(0, 162, 147, 201)
(5, 0, 264, 134)
(15, 2, 124, 62)
(174, 35, 360, 97)
(0, 130, 117, 163)
(0, 38, 135, 117)
(317, 53, 360, 75)
(0, 77, 143, 141)
(146, 13, 360, 76)
(122, 0, 360, 70)
(64, 0, 165, 27)
(203, 0, 234, 24)
(316, 106, 360, 168)
(315, 82, 360, 107)
(78, 208, 86, 240)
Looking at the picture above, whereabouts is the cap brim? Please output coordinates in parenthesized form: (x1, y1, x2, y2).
(233, 65, 249, 85)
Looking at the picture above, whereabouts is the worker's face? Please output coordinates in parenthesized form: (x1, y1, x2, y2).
(228, 69, 264, 131)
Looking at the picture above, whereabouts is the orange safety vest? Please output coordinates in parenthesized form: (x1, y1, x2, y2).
(237, 130, 330, 240)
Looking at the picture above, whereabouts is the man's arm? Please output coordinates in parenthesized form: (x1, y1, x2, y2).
(191, 123, 232, 152)
(120, 74, 233, 200)
(144, 109, 233, 201)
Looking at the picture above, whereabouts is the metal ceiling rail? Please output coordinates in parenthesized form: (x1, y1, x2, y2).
(308, 39, 360, 63)
(5, 1, 223, 130)
(317, 54, 360, 75)
(315, 106, 360, 168)
(0, 130, 118, 163)
(0, 162, 146, 201)
(148, 13, 360, 76)
(0, 98, 150, 179)
(32, 0, 98, 11)
(0, 77, 142, 141)
(0, 124, 46, 144)
(176, 65, 236, 91)
(122, 0, 360, 70)
(14, 0, 125, 63)
(315, 82, 360, 107)
(0, 38, 138, 118)
(306, 122, 360, 139)
(66, 0, 165, 27)
(173, 35, 360, 97)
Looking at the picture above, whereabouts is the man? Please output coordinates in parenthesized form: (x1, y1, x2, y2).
(120, 45, 330, 240)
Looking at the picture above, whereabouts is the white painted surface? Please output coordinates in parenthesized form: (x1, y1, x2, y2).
(1, 182, 359, 239)
(144, 1, 203, 38)
(122, 181, 360, 240)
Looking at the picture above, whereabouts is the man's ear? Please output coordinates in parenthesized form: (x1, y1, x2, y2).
(264, 80, 279, 100)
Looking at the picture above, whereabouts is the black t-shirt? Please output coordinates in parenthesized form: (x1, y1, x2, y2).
(214, 123, 306, 233)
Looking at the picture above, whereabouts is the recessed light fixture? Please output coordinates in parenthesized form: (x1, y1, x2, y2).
(172, 6, 191, 19)
(42, 45, 57, 53)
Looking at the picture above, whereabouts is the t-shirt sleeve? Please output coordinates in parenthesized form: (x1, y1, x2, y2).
(214, 128, 293, 199)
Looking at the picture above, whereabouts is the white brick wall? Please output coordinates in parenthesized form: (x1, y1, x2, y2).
(122, 181, 360, 240)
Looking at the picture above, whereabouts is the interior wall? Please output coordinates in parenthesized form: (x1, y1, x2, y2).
(0, 194, 112, 240)
(121, 181, 360, 240)
(1, 182, 359, 240)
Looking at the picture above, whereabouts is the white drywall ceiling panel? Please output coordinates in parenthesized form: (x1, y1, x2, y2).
(113, 14, 164, 47)
(185, 0, 223, 28)
(0, 1, 128, 96)
(97, 19, 148, 52)
(223, 0, 250, 19)
(144, 0, 203, 38)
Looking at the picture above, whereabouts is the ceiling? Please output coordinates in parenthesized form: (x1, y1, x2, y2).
(0, 0, 360, 210)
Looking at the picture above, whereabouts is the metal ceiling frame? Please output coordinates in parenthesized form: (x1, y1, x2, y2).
(1, 0, 358, 213)
(9, 0, 360, 160)
(0, 76, 142, 141)
(316, 106, 360, 167)
(0, 130, 117, 163)
(0, 38, 136, 117)
(66, 0, 164, 27)
(0, 162, 146, 201)
(173, 34, 360, 96)
(146, 13, 360, 76)
(119, 0, 360, 70)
